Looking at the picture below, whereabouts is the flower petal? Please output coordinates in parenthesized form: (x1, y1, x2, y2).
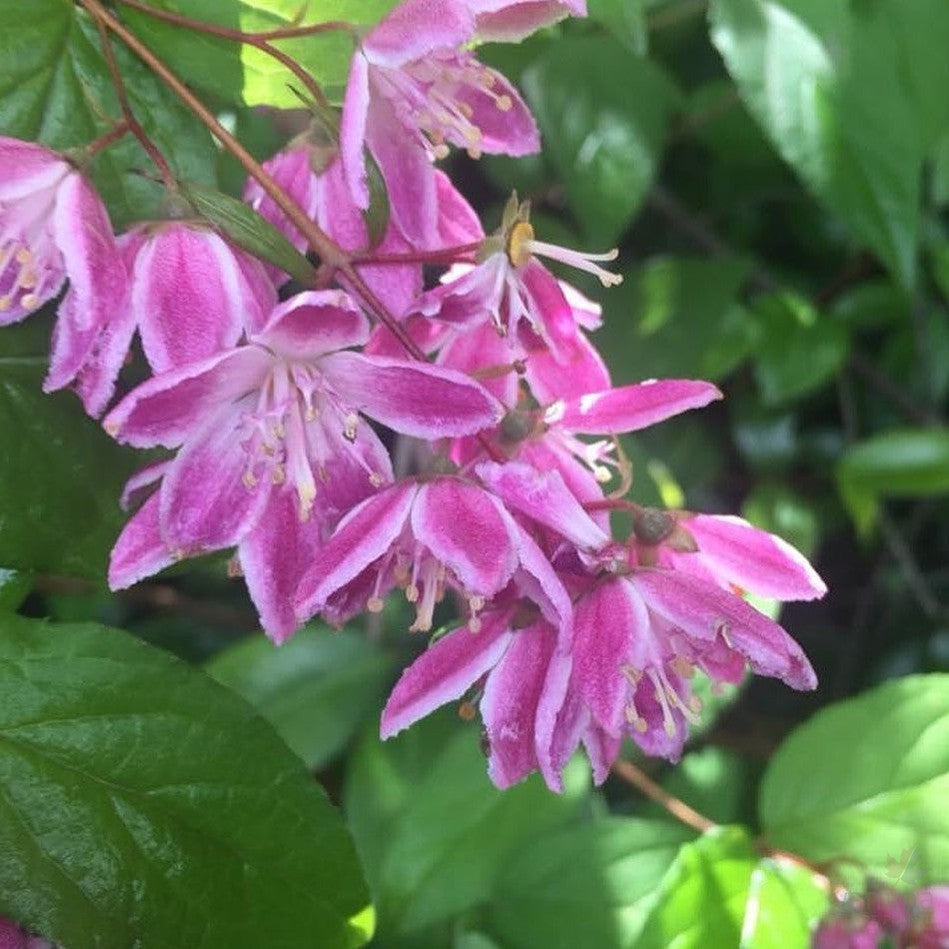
(412, 480, 520, 594)
(476, 460, 609, 550)
(323, 351, 502, 437)
(240, 487, 324, 644)
(511, 523, 573, 634)
(481, 621, 558, 788)
(454, 65, 540, 155)
(676, 514, 827, 602)
(340, 51, 371, 210)
(526, 330, 610, 403)
(467, 0, 586, 42)
(253, 289, 369, 358)
(364, 0, 475, 68)
(295, 482, 416, 619)
(381, 609, 514, 738)
(120, 461, 170, 511)
(159, 407, 272, 554)
(545, 379, 722, 435)
(573, 579, 646, 736)
(534, 641, 574, 791)
(633, 569, 817, 690)
(0, 137, 68, 200)
(104, 346, 271, 448)
(53, 172, 126, 333)
(435, 170, 484, 244)
(581, 725, 621, 787)
(108, 492, 175, 590)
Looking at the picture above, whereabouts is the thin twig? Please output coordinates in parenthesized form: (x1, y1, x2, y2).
(351, 242, 482, 266)
(611, 758, 716, 834)
(91, 11, 176, 186)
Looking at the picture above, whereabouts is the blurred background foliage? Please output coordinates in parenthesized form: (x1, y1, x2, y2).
(1, 0, 947, 946)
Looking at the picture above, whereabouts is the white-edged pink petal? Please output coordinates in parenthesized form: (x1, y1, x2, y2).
(340, 51, 372, 210)
(0, 137, 69, 200)
(512, 522, 573, 634)
(545, 379, 722, 435)
(364, 0, 475, 68)
(381, 609, 515, 738)
(253, 289, 369, 359)
(108, 493, 175, 590)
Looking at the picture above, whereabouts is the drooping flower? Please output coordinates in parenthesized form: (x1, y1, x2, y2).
(120, 220, 275, 372)
(340, 0, 539, 244)
(0, 136, 127, 414)
(106, 290, 501, 641)
(408, 195, 622, 360)
(0, 917, 54, 949)
(295, 468, 575, 634)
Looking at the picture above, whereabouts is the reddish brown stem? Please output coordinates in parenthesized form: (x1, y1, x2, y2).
(351, 242, 482, 266)
(612, 758, 716, 834)
(111, 0, 331, 107)
(91, 12, 176, 186)
(84, 118, 131, 155)
(584, 497, 640, 514)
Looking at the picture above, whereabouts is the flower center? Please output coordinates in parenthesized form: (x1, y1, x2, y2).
(239, 359, 384, 521)
(0, 185, 64, 314)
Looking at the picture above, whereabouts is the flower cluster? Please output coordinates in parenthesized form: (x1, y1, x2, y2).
(813, 883, 949, 948)
(0, 0, 826, 790)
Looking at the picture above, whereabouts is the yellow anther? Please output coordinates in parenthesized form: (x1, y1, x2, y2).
(506, 220, 535, 268)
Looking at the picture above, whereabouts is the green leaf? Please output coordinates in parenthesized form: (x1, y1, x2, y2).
(0, 0, 217, 228)
(0, 615, 372, 949)
(752, 293, 849, 406)
(598, 256, 758, 382)
(0, 323, 137, 580)
(0, 568, 34, 612)
(587, 0, 651, 55)
(522, 36, 681, 245)
(180, 181, 316, 283)
(709, 0, 923, 286)
(760, 674, 949, 884)
(120, 1, 400, 109)
(345, 712, 588, 939)
(649, 748, 751, 828)
(836, 429, 949, 533)
(636, 826, 757, 948)
(738, 859, 828, 949)
(486, 818, 693, 949)
(207, 625, 393, 770)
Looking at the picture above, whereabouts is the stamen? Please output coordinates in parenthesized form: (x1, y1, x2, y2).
(525, 238, 623, 288)
(367, 596, 385, 613)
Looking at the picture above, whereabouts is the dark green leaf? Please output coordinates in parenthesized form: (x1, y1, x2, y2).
(0, 323, 136, 580)
(636, 826, 757, 948)
(522, 36, 681, 245)
(710, 0, 923, 286)
(0, 616, 372, 949)
(486, 818, 692, 949)
(760, 674, 949, 883)
(180, 181, 316, 283)
(0, 569, 33, 612)
(587, 0, 651, 55)
(207, 625, 393, 770)
(345, 712, 588, 939)
(598, 256, 757, 382)
(752, 293, 849, 405)
(0, 0, 217, 228)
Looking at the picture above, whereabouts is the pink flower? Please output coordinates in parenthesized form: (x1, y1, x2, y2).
(340, 0, 539, 243)
(409, 196, 622, 360)
(120, 221, 275, 372)
(0, 137, 127, 414)
(0, 917, 53, 949)
(909, 885, 949, 948)
(106, 290, 501, 641)
(295, 469, 573, 635)
(812, 913, 885, 949)
(463, 0, 587, 41)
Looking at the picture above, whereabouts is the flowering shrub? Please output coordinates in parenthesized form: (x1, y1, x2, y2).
(0, 1, 945, 947)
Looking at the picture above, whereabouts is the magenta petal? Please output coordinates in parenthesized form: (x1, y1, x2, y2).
(340, 52, 371, 210)
(412, 480, 519, 594)
(633, 569, 817, 690)
(512, 523, 573, 634)
(521, 260, 576, 357)
(526, 331, 611, 403)
(104, 346, 271, 448)
(482, 621, 557, 788)
(455, 66, 540, 155)
(53, 173, 126, 333)
(435, 170, 484, 244)
(364, 0, 475, 68)
(253, 289, 369, 359)
(437, 322, 519, 405)
(413, 258, 504, 327)
(240, 487, 323, 644)
(133, 227, 247, 373)
(366, 90, 439, 245)
(108, 493, 175, 590)
(159, 408, 271, 554)
(476, 460, 609, 550)
(323, 351, 501, 437)
(574, 580, 646, 736)
(295, 483, 416, 619)
(534, 642, 574, 791)
(381, 610, 514, 738)
(120, 461, 169, 511)
(582, 725, 621, 787)
(680, 514, 827, 601)
(0, 137, 68, 200)
(467, 0, 586, 42)
(546, 379, 723, 435)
